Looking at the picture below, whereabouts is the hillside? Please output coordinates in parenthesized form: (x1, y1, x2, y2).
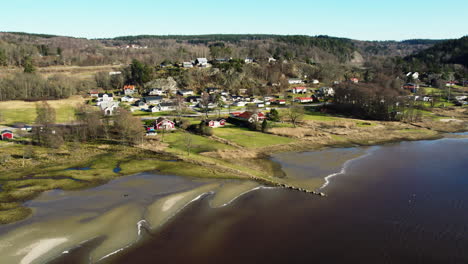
(404, 36, 468, 72)
(0, 32, 445, 69)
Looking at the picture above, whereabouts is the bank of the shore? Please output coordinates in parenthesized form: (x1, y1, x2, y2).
(0, 114, 466, 225)
(39, 135, 468, 264)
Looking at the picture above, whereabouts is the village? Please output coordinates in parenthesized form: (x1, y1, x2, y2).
(1, 58, 467, 141)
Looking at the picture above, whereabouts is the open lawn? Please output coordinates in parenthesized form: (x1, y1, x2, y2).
(162, 131, 235, 154)
(0, 96, 85, 125)
(214, 124, 295, 148)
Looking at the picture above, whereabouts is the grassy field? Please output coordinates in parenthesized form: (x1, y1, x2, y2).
(214, 124, 295, 148)
(0, 96, 85, 125)
(163, 131, 235, 154)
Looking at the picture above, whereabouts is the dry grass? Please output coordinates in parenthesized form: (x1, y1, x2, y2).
(0, 96, 85, 125)
(269, 127, 329, 138)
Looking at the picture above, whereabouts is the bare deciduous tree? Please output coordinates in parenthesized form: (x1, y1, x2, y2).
(286, 105, 305, 127)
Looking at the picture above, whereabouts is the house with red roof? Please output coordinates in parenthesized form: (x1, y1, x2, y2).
(294, 97, 314, 103)
(350, 78, 359, 83)
(123, 85, 136, 95)
(155, 118, 175, 130)
(230, 111, 266, 123)
(290, 87, 308, 94)
(1, 130, 14, 140)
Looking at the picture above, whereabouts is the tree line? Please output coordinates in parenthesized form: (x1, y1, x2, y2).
(0, 73, 93, 101)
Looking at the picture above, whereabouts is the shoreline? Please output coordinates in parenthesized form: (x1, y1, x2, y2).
(0, 125, 466, 225)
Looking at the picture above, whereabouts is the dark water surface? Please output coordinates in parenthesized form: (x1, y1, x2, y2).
(100, 137, 468, 264)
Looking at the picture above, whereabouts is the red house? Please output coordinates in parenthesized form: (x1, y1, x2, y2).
(155, 118, 175, 130)
(350, 78, 359, 83)
(294, 97, 314, 103)
(291, 87, 307, 94)
(123, 85, 136, 95)
(1, 130, 13, 140)
(231, 111, 266, 123)
(207, 119, 226, 128)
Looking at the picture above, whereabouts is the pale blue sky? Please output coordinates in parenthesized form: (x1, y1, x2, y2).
(0, 0, 466, 40)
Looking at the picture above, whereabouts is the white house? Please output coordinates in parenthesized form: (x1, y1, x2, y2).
(158, 102, 177, 111)
(319, 87, 335, 97)
(98, 93, 114, 102)
(177, 89, 194, 96)
(196, 58, 209, 67)
(288, 79, 304, 85)
(406, 72, 419, 80)
(99, 101, 119, 116)
(268, 57, 277, 63)
(291, 87, 307, 94)
(311, 79, 320, 84)
(148, 88, 164, 96)
(183, 62, 193, 68)
(232, 101, 246, 107)
(244, 58, 254, 64)
(121, 96, 135, 103)
(149, 105, 160, 112)
(123, 85, 136, 95)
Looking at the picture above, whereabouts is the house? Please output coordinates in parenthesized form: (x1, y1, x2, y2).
(232, 101, 247, 107)
(197, 102, 217, 109)
(318, 87, 335, 97)
(288, 79, 304, 85)
(183, 62, 193, 68)
(158, 102, 177, 111)
(148, 88, 164, 96)
(137, 101, 149, 110)
(350, 78, 359, 83)
(89, 90, 100, 98)
(121, 96, 135, 103)
(271, 99, 286, 105)
(1, 130, 13, 140)
(195, 58, 209, 67)
(148, 105, 160, 113)
(12, 123, 32, 131)
(177, 89, 194, 96)
(291, 87, 307, 94)
(446, 81, 456, 87)
(123, 85, 136, 95)
(403, 83, 419, 93)
(231, 111, 266, 123)
(98, 93, 114, 102)
(311, 79, 320, 85)
(205, 119, 226, 128)
(99, 101, 120, 116)
(268, 57, 277, 63)
(186, 96, 202, 103)
(244, 58, 254, 64)
(205, 87, 221, 94)
(257, 103, 265, 108)
(109, 71, 122, 76)
(143, 96, 164, 105)
(155, 118, 175, 130)
(238, 88, 247, 94)
(231, 95, 244, 101)
(406, 72, 419, 80)
(294, 97, 314, 103)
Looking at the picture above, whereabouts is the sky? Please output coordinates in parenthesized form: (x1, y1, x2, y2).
(0, 0, 467, 41)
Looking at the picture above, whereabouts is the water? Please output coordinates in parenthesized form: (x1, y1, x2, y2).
(1, 136, 467, 263)
(103, 137, 468, 264)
